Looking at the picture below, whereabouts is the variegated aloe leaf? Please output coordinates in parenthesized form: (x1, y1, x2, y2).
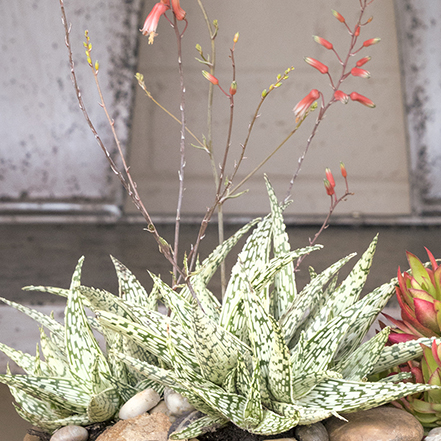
(334, 281, 396, 361)
(298, 237, 378, 341)
(0, 297, 65, 348)
(38, 328, 68, 377)
(0, 374, 90, 413)
(334, 327, 390, 381)
(21, 285, 70, 299)
(371, 336, 440, 374)
(219, 214, 272, 334)
(265, 175, 297, 320)
(111, 256, 151, 308)
(0, 342, 50, 376)
(280, 253, 356, 346)
(169, 414, 228, 440)
(297, 377, 440, 414)
(87, 386, 120, 422)
(97, 310, 199, 372)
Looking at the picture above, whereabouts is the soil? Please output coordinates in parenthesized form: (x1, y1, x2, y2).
(198, 423, 297, 441)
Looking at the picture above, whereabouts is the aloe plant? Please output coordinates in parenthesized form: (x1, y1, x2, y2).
(92, 179, 440, 439)
(1, 179, 439, 437)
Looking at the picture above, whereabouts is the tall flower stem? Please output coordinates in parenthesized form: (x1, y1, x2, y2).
(171, 14, 188, 284)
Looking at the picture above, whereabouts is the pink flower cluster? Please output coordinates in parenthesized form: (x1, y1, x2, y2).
(293, 8, 380, 122)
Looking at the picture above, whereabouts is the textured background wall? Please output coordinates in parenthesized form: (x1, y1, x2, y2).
(0, 0, 141, 216)
(394, 1, 441, 215)
(126, 0, 411, 221)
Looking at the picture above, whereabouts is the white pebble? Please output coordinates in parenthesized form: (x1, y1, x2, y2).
(426, 427, 441, 441)
(164, 387, 196, 416)
(119, 388, 161, 420)
(50, 425, 88, 441)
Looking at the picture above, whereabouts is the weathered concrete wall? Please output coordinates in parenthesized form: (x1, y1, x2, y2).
(0, 0, 141, 215)
(394, 1, 441, 215)
(127, 0, 411, 221)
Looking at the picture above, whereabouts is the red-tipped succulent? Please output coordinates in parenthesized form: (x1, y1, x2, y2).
(385, 248, 441, 344)
(390, 340, 441, 428)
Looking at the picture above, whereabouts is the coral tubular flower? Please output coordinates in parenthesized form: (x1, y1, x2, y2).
(356, 56, 371, 67)
(340, 162, 347, 178)
(331, 9, 345, 23)
(354, 26, 360, 37)
(334, 90, 349, 104)
(229, 81, 237, 96)
(325, 168, 335, 188)
(202, 70, 219, 85)
(351, 67, 371, 79)
(349, 92, 375, 108)
(171, 0, 186, 21)
(313, 35, 333, 50)
(293, 89, 320, 123)
(363, 38, 381, 47)
(141, 1, 170, 44)
(324, 179, 335, 196)
(304, 57, 328, 74)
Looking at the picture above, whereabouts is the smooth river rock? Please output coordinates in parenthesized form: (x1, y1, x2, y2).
(50, 425, 88, 441)
(118, 388, 160, 420)
(426, 427, 441, 440)
(295, 421, 329, 441)
(164, 387, 196, 416)
(96, 412, 171, 441)
(325, 406, 424, 441)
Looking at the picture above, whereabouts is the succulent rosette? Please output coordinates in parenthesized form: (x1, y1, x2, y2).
(384, 249, 441, 344)
(390, 340, 441, 427)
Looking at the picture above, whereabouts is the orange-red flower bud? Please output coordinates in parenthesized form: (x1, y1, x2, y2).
(334, 90, 349, 104)
(324, 179, 335, 196)
(351, 67, 371, 79)
(325, 168, 335, 188)
(233, 32, 239, 44)
(313, 35, 333, 50)
(363, 38, 381, 47)
(202, 71, 219, 85)
(229, 81, 237, 96)
(304, 57, 329, 74)
(171, 0, 186, 20)
(349, 92, 376, 108)
(340, 162, 347, 178)
(293, 89, 320, 122)
(354, 26, 360, 37)
(356, 56, 371, 67)
(331, 9, 345, 23)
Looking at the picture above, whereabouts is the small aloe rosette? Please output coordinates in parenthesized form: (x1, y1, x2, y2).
(384, 248, 441, 343)
(388, 340, 441, 428)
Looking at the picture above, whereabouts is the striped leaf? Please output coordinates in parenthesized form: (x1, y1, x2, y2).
(169, 414, 228, 440)
(87, 387, 120, 422)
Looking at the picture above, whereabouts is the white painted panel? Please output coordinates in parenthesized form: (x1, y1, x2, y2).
(0, 1, 141, 208)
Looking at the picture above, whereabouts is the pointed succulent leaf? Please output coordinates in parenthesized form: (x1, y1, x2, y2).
(97, 310, 199, 371)
(169, 414, 228, 440)
(335, 327, 390, 381)
(334, 281, 396, 361)
(0, 297, 65, 347)
(243, 358, 263, 426)
(220, 215, 272, 329)
(22, 285, 70, 299)
(266, 175, 297, 319)
(0, 374, 89, 413)
(111, 256, 150, 308)
(0, 342, 50, 376)
(65, 289, 112, 392)
(87, 386, 120, 422)
(280, 253, 356, 345)
(267, 315, 292, 403)
(246, 408, 300, 435)
(297, 377, 439, 413)
(290, 370, 342, 400)
(38, 328, 68, 376)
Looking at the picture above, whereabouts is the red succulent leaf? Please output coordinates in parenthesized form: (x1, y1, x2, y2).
(388, 332, 418, 344)
(382, 312, 415, 335)
(434, 266, 441, 300)
(425, 247, 438, 271)
(397, 269, 414, 308)
(414, 298, 440, 334)
(408, 288, 435, 303)
(407, 251, 437, 296)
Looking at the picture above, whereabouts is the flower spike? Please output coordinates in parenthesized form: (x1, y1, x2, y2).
(293, 89, 320, 123)
(349, 92, 376, 108)
(304, 57, 329, 74)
